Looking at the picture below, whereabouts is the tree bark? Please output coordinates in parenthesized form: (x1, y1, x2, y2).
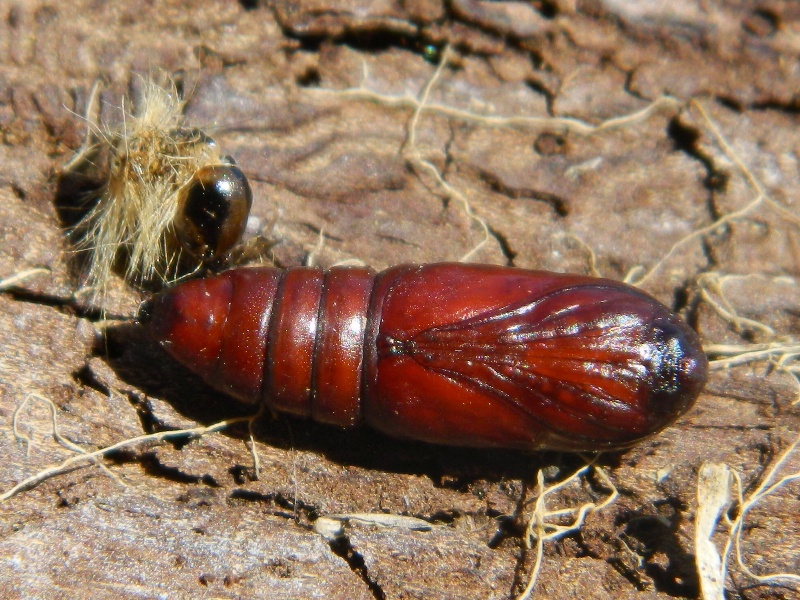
(1, 2, 798, 598)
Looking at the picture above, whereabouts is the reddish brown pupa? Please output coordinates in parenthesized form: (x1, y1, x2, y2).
(140, 263, 707, 452)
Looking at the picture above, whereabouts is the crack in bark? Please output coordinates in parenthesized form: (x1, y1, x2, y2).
(136, 451, 221, 487)
(716, 93, 800, 116)
(474, 166, 569, 216)
(666, 116, 729, 196)
(328, 535, 386, 600)
(229, 488, 318, 523)
(486, 224, 517, 266)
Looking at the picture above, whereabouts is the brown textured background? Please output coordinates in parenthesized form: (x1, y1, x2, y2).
(1, 1, 799, 599)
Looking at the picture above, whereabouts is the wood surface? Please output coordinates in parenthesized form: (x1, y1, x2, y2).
(0, 1, 798, 599)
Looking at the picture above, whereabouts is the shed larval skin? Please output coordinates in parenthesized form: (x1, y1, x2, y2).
(142, 264, 707, 452)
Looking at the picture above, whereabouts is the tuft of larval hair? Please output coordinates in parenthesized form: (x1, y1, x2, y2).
(68, 77, 225, 295)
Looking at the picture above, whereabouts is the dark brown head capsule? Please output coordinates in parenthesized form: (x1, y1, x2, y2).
(140, 264, 707, 452)
(174, 164, 253, 260)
